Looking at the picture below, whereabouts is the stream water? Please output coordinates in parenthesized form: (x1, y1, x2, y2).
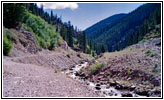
(63, 62, 146, 97)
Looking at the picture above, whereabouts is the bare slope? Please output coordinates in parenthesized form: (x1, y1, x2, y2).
(77, 37, 161, 97)
(3, 58, 99, 97)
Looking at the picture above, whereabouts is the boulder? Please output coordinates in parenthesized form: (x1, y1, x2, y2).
(115, 84, 123, 90)
(134, 88, 149, 97)
(110, 82, 117, 86)
(121, 93, 133, 97)
(95, 86, 101, 90)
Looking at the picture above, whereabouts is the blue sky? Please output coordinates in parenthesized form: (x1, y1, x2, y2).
(39, 3, 144, 30)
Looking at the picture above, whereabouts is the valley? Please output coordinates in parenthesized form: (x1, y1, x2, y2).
(3, 36, 161, 97)
(2, 2, 162, 98)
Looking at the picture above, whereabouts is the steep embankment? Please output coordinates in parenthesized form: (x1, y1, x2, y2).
(3, 28, 93, 70)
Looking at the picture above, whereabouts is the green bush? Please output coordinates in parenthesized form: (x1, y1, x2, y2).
(3, 34, 13, 56)
(4, 29, 16, 42)
(48, 38, 57, 50)
(145, 49, 152, 54)
(23, 12, 59, 50)
(6, 31, 16, 41)
(151, 53, 157, 57)
(89, 63, 105, 74)
(67, 54, 71, 58)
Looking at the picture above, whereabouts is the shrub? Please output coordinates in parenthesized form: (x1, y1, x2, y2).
(57, 36, 63, 46)
(48, 38, 57, 50)
(67, 54, 71, 58)
(89, 63, 105, 74)
(151, 53, 157, 57)
(4, 29, 16, 42)
(145, 49, 152, 54)
(3, 34, 13, 56)
(23, 12, 60, 50)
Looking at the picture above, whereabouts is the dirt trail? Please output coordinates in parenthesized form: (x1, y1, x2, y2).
(3, 58, 99, 97)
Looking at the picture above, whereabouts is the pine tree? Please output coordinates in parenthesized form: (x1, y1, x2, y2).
(67, 21, 73, 47)
(3, 3, 26, 28)
(60, 26, 67, 41)
(82, 31, 87, 52)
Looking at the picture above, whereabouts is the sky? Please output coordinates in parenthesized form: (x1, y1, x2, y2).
(37, 3, 144, 30)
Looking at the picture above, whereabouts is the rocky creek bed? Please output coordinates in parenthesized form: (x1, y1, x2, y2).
(62, 61, 150, 97)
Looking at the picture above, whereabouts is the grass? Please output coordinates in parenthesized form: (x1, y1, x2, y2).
(144, 33, 161, 39)
(140, 39, 147, 43)
(127, 69, 132, 75)
(89, 63, 105, 74)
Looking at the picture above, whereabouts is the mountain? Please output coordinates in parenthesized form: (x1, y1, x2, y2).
(85, 3, 161, 52)
(85, 13, 127, 39)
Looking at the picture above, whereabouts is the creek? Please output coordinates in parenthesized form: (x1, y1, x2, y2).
(63, 62, 146, 97)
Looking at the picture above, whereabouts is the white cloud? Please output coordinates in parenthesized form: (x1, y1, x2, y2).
(37, 3, 78, 10)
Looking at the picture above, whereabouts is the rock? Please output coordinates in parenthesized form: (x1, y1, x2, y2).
(97, 76, 102, 80)
(135, 89, 149, 96)
(95, 86, 101, 90)
(100, 81, 107, 85)
(96, 84, 101, 87)
(149, 90, 161, 97)
(153, 90, 161, 95)
(129, 86, 136, 91)
(75, 72, 80, 76)
(106, 85, 110, 89)
(151, 80, 160, 86)
(69, 68, 73, 70)
(80, 61, 84, 64)
(99, 72, 105, 75)
(115, 84, 123, 90)
(110, 82, 117, 86)
(121, 93, 133, 97)
(121, 85, 129, 90)
(108, 93, 114, 96)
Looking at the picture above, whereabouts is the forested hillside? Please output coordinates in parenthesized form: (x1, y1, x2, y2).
(85, 3, 161, 52)
(3, 3, 97, 56)
(86, 13, 127, 39)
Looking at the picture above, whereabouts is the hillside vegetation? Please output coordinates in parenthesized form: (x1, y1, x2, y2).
(3, 3, 96, 56)
(85, 3, 161, 52)
(23, 12, 60, 50)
